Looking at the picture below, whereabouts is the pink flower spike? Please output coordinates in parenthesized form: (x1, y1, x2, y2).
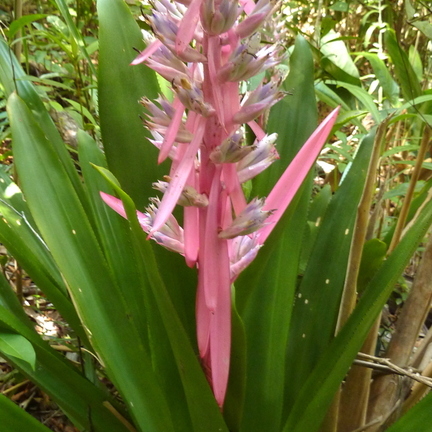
(175, 0, 202, 56)
(151, 116, 207, 234)
(257, 106, 340, 245)
(200, 167, 231, 407)
(209, 268, 231, 408)
(158, 97, 185, 164)
(202, 165, 224, 310)
(130, 40, 163, 65)
(184, 205, 199, 267)
(196, 272, 212, 357)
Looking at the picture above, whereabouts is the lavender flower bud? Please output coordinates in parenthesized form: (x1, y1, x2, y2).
(173, 77, 215, 117)
(210, 131, 255, 163)
(218, 197, 275, 239)
(237, 133, 278, 182)
(233, 82, 286, 123)
(229, 235, 262, 279)
(201, 0, 239, 36)
(153, 180, 209, 207)
(235, 0, 275, 39)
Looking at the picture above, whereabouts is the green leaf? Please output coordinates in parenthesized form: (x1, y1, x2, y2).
(321, 31, 360, 80)
(0, 175, 89, 344)
(8, 92, 175, 431)
(7, 14, 48, 39)
(387, 390, 432, 431)
(357, 238, 387, 294)
(0, 393, 51, 432)
(385, 29, 422, 102)
(98, 0, 165, 209)
(359, 52, 400, 105)
(283, 178, 432, 432)
(326, 80, 381, 122)
(94, 165, 229, 432)
(284, 130, 376, 414)
(0, 305, 133, 432)
(54, 0, 97, 77)
(237, 35, 318, 432)
(0, 38, 90, 213)
(0, 332, 35, 370)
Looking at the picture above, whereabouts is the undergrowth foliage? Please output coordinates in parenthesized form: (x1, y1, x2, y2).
(0, 1, 432, 432)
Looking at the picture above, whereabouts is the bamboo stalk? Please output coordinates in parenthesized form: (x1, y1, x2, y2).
(367, 207, 432, 430)
(335, 119, 391, 432)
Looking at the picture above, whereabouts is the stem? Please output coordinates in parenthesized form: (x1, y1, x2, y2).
(336, 119, 390, 432)
(13, 0, 23, 61)
(368, 227, 432, 429)
(389, 125, 431, 253)
(336, 119, 389, 331)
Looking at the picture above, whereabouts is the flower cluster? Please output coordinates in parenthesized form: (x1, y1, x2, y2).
(102, 0, 339, 408)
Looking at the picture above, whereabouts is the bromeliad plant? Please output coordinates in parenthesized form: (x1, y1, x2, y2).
(2, 0, 432, 431)
(99, 0, 338, 406)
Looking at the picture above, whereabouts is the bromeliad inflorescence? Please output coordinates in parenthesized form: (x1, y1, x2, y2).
(101, 0, 339, 408)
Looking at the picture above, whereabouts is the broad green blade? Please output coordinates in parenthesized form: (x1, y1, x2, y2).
(95, 166, 229, 432)
(284, 130, 376, 413)
(8, 93, 175, 431)
(326, 80, 381, 122)
(385, 29, 422, 102)
(0, 39, 89, 210)
(0, 332, 36, 370)
(98, 0, 166, 209)
(80, 134, 193, 430)
(77, 131, 151, 346)
(239, 181, 312, 432)
(0, 393, 51, 432)
(359, 52, 400, 106)
(236, 35, 317, 432)
(98, 0, 197, 340)
(283, 189, 432, 432)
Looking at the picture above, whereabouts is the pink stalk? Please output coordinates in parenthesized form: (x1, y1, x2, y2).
(102, 0, 340, 409)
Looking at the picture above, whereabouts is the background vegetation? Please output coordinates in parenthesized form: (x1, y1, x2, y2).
(1, 0, 432, 431)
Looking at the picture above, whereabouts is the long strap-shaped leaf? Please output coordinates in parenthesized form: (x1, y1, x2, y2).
(236, 35, 318, 431)
(95, 166, 229, 432)
(283, 130, 376, 414)
(97, 0, 165, 209)
(282, 191, 432, 432)
(8, 93, 175, 431)
(0, 39, 90, 212)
